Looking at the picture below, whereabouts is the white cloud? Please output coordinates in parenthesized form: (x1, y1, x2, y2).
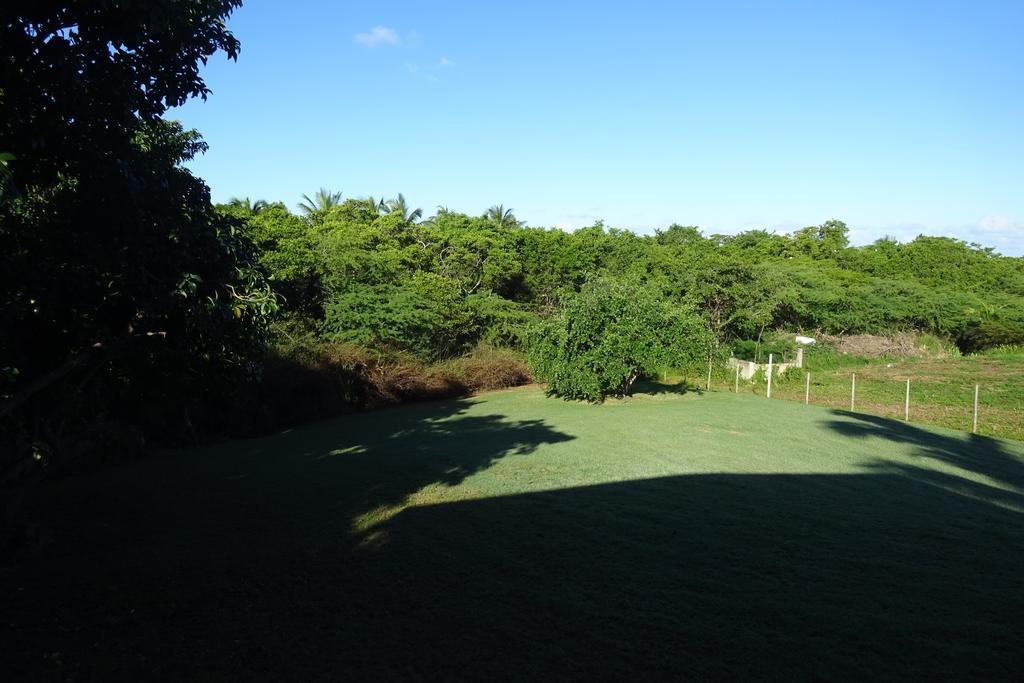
(841, 217, 1024, 256)
(354, 26, 400, 47)
(707, 218, 1023, 256)
(550, 214, 603, 232)
(439, 57, 455, 67)
(966, 215, 1024, 255)
(977, 215, 1018, 233)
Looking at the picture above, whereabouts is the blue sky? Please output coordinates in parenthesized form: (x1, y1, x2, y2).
(173, 0, 1024, 255)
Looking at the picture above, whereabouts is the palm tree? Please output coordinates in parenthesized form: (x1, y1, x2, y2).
(486, 204, 518, 229)
(425, 204, 452, 223)
(227, 197, 270, 214)
(385, 193, 422, 224)
(364, 196, 387, 214)
(297, 188, 342, 216)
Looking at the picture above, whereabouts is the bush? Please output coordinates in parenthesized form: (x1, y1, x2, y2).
(732, 332, 797, 363)
(955, 317, 1024, 355)
(527, 278, 711, 401)
(323, 274, 479, 360)
(441, 346, 533, 392)
(258, 341, 369, 428)
(466, 293, 540, 350)
(975, 343, 1024, 359)
(256, 341, 532, 431)
(798, 343, 870, 372)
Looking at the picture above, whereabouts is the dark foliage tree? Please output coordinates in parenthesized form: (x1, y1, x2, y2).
(0, 1, 274, 506)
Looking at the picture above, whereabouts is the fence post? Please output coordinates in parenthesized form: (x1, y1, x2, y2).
(734, 364, 739, 394)
(904, 379, 910, 421)
(805, 372, 810, 404)
(706, 356, 712, 391)
(973, 384, 979, 433)
(851, 373, 856, 411)
(766, 354, 773, 399)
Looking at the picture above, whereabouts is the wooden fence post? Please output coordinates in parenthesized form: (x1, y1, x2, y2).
(973, 384, 979, 433)
(805, 372, 810, 404)
(851, 373, 856, 411)
(904, 379, 910, 421)
(766, 354, 773, 399)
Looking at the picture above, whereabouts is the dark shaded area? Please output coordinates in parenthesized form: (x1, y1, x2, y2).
(363, 472, 1022, 680)
(630, 378, 702, 397)
(3, 399, 1023, 680)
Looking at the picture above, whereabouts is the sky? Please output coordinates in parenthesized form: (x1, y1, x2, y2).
(172, 0, 1024, 255)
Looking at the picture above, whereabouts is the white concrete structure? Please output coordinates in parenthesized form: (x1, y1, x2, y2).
(729, 347, 803, 380)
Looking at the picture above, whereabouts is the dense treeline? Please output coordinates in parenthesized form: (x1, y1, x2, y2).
(224, 198, 1024, 362)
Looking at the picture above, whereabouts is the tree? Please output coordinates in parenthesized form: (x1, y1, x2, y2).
(227, 197, 270, 215)
(790, 219, 850, 259)
(298, 188, 343, 216)
(486, 204, 519, 229)
(385, 193, 423, 224)
(364, 196, 386, 215)
(527, 278, 710, 401)
(238, 204, 322, 320)
(414, 212, 520, 297)
(0, 1, 273, 509)
(324, 273, 479, 360)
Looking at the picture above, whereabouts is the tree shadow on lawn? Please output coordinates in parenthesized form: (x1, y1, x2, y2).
(2, 396, 574, 674)
(825, 409, 1024, 499)
(629, 377, 702, 397)
(360, 471, 1024, 680)
(4, 400, 1024, 679)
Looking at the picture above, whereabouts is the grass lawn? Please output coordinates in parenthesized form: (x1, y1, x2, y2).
(4, 385, 1024, 679)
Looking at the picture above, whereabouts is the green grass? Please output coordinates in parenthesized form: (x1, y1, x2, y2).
(4, 386, 1024, 679)
(706, 351, 1024, 441)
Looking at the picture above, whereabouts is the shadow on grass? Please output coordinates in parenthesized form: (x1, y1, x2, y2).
(630, 378, 702, 397)
(3, 399, 1023, 679)
(826, 409, 1024, 494)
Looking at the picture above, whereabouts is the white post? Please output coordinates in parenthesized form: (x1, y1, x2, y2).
(706, 356, 713, 391)
(973, 384, 979, 433)
(766, 354, 773, 399)
(805, 372, 810, 404)
(734, 364, 739, 394)
(851, 373, 856, 411)
(904, 379, 910, 421)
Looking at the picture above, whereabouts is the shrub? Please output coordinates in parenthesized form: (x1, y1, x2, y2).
(955, 317, 1024, 355)
(527, 278, 711, 401)
(732, 332, 798, 363)
(258, 341, 369, 428)
(975, 344, 1024, 359)
(257, 341, 532, 431)
(466, 293, 540, 350)
(441, 346, 533, 392)
(323, 274, 479, 360)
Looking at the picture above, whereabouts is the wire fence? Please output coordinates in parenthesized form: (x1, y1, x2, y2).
(691, 360, 1024, 442)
